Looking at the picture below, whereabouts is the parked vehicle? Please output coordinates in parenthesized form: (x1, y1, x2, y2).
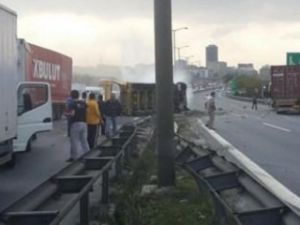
(270, 65, 300, 113)
(0, 4, 52, 166)
(18, 39, 73, 119)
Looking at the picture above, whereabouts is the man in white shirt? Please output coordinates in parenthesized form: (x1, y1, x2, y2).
(205, 92, 216, 129)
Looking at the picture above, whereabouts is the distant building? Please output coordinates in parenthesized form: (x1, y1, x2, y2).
(175, 59, 188, 69)
(207, 61, 228, 78)
(237, 63, 257, 76)
(259, 65, 271, 80)
(238, 63, 254, 69)
(190, 66, 209, 89)
(206, 45, 218, 68)
(217, 61, 228, 76)
(226, 66, 238, 76)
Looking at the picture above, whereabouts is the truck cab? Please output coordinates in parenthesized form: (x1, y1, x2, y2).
(14, 82, 53, 152)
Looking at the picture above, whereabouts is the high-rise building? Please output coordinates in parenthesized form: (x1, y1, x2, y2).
(206, 45, 218, 67)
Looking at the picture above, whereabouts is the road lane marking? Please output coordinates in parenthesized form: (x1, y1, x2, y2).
(262, 122, 291, 133)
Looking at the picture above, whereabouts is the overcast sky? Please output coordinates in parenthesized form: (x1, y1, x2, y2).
(2, 0, 300, 69)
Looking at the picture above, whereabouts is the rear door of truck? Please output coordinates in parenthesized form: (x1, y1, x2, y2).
(271, 66, 285, 99)
(285, 66, 300, 99)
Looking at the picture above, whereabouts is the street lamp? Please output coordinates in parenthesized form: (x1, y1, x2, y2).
(172, 27, 188, 65)
(176, 45, 189, 61)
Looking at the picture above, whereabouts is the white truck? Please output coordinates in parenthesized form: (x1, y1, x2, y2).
(0, 4, 52, 166)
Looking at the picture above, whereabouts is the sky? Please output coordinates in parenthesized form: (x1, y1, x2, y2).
(2, 0, 300, 69)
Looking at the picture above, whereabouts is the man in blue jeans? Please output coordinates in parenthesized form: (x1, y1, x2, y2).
(104, 94, 122, 137)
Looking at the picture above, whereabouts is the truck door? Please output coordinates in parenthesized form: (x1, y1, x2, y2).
(14, 82, 53, 152)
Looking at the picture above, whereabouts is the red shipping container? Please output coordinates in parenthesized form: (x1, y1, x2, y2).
(26, 43, 72, 103)
(270, 66, 285, 98)
(271, 65, 300, 99)
(18, 40, 73, 118)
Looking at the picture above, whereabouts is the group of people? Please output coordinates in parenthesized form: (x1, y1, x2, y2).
(65, 90, 121, 162)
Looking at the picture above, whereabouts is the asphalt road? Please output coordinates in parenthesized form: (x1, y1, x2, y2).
(191, 91, 300, 196)
(0, 117, 134, 212)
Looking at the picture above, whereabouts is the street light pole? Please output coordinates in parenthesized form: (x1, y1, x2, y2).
(172, 27, 188, 65)
(176, 45, 189, 61)
(154, 0, 175, 187)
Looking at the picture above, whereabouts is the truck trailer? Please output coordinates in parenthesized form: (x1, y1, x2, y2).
(0, 4, 52, 166)
(18, 40, 73, 119)
(270, 65, 300, 113)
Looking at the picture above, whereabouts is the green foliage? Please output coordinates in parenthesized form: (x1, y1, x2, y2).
(222, 74, 235, 84)
(108, 147, 216, 225)
(232, 75, 263, 96)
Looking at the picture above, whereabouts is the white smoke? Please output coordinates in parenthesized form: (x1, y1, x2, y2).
(174, 68, 193, 109)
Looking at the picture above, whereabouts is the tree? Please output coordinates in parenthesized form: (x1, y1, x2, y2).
(233, 75, 263, 96)
(222, 74, 235, 84)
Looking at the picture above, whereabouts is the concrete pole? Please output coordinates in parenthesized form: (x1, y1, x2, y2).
(154, 0, 175, 187)
(173, 31, 176, 65)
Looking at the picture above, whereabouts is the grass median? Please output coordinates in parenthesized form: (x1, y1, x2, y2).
(100, 143, 217, 225)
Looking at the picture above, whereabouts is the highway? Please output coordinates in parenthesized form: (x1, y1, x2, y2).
(0, 117, 134, 212)
(191, 91, 300, 197)
(2, 93, 300, 212)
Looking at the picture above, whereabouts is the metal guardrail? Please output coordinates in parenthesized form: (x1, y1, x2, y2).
(0, 119, 150, 225)
(193, 86, 222, 94)
(175, 133, 300, 225)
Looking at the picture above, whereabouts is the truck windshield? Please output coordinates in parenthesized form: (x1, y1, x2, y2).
(17, 84, 48, 115)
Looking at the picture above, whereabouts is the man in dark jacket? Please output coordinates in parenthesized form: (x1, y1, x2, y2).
(105, 93, 121, 136)
(97, 94, 106, 135)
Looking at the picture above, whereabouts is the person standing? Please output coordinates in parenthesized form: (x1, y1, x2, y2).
(66, 90, 90, 162)
(81, 92, 87, 102)
(105, 93, 122, 137)
(86, 92, 102, 149)
(252, 89, 258, 110)
(65, 95, 73, 137)
(205, 91, 216, 129)
(97, 94, 106, 135)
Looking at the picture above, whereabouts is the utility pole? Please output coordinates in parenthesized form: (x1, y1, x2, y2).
(172, 27, 188, 65)
(176, 45, 189, 61)
(154, 0, 175, 187)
